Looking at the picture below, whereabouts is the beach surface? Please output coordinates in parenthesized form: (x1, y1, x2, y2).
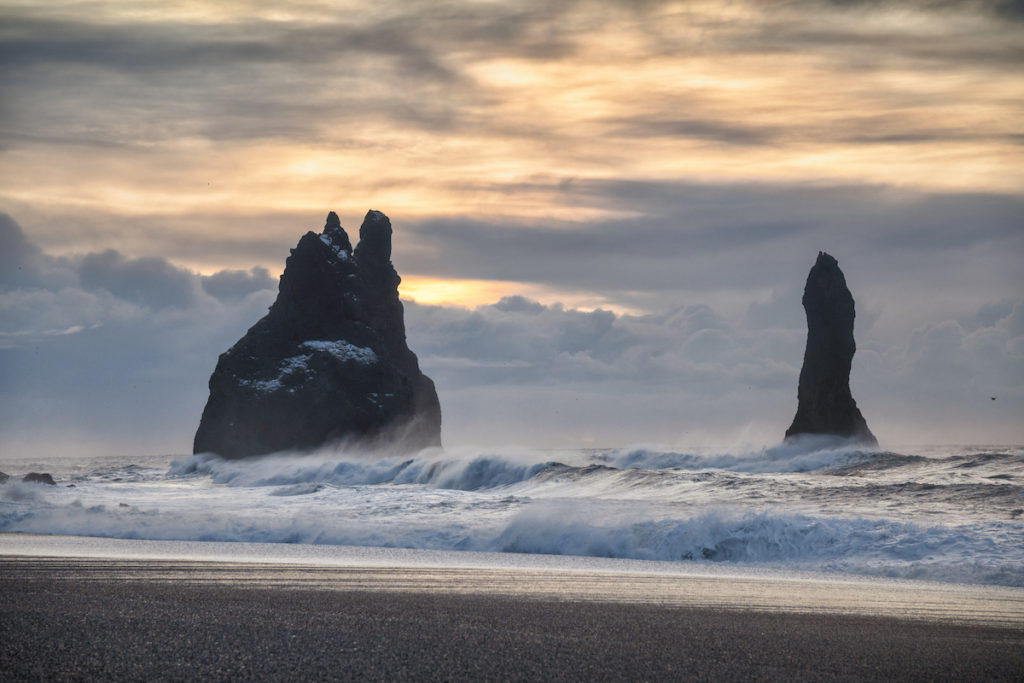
(2, 536, 1023, 681)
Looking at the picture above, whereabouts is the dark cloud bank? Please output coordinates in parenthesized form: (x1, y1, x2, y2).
(398, 181, 1024, 306)
(2, 0, 1021, 152)
(1, 210, 1020, 455)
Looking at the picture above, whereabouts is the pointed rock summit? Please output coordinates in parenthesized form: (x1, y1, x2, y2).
(193, 210, 441, 458)
(785, 252, 876, 446)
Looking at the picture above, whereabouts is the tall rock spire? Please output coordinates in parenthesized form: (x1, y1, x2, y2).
(785, 252, 876, 446)
(193, 210, 441, 458)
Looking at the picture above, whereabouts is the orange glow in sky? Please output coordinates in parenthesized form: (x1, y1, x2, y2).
(1, 0, 1022, 309)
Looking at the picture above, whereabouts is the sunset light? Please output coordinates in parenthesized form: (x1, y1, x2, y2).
(2, 2, 1023, 677)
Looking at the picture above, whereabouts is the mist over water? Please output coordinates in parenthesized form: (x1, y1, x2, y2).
(1, 441, 1022, 586)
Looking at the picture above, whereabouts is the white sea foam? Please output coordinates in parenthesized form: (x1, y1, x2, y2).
(602, 434, 884, 473)
(1, 443, 1021, 587)
(168, 449, 559, 490)
(2, 487, 1020, 586)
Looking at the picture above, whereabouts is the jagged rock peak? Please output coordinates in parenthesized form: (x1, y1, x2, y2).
(805, 252, 852, 315)
(322, 211, 352, 253)
(354, 209, 392, 263)
(325, 210, 342, 230)
(193, 210, 441, 458)
(785, 251, 877, 446)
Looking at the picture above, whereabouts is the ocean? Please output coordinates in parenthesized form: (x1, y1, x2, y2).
(2, 439, 1022, 587)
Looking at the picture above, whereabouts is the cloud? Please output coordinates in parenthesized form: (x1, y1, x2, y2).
(604, 116, 777, 146)
(0, 215, 280, 455)
(853, 302, 1024, 442)
(0, 3, 586, 147)
(0, 212, 47, 287)
(405, 292, 1024, 447)
(2, 0, 1020, 154)
(2, 211, 1022, 456)
(400, 295, 807, 446)
(392, 182, 1024, 323)
(78, 249, 200, 309)
(8, 177, 1021, 335)
(795, 0, 1024, 19)
(0, 15, 472, 149)
(902, 307, 1024, 390)
(404, 295, 800, 397)
(200, 267, 276, 301)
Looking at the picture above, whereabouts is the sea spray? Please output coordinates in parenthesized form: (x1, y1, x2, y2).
(2, 444, 1021, 586)
(169, 450, 562, 490)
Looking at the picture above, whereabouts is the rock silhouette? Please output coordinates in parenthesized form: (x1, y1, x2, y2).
(785, 252, 876, 446)
(194, 210, 441, 458)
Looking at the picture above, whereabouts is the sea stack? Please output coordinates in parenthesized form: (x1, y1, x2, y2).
(193, 210, 442, 458)
(785, 252, 876, 446)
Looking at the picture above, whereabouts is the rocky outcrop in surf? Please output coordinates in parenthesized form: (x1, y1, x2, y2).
(22, 472, 56, 485)
(193, 210, 441, 458)
(785, 252, 876, 446)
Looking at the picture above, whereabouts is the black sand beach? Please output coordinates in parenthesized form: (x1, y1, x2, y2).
(2, 556, 1023, 681)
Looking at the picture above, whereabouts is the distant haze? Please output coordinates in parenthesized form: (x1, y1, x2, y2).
(1, 1, 1021, 456)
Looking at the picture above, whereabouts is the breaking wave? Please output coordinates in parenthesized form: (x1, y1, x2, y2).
(164, 436, 894, 494)
(168, 450, 561, 491)
(2, 442, 1021, 587)
(492, 506, 1024, 586)
(2, 492, 1021, 586)
(600, 435, 889, 474)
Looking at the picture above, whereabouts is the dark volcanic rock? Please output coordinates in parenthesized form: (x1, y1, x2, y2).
(0, 471, 8, 484)
(22, 472, 56, 485)
(193, 210, 441, 458)
(785, 252, 876, 446)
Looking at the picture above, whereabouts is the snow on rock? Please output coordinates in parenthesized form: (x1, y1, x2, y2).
(300, 340, 377, 365)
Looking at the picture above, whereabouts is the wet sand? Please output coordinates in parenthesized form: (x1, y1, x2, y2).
(2, 556, 1023, 681)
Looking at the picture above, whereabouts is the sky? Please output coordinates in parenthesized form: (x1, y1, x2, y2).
(1, 0, 1022, 457)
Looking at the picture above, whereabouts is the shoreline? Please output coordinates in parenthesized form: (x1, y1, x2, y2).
(3, 532, 1024, 628)
(2, 554, 1023, 681)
